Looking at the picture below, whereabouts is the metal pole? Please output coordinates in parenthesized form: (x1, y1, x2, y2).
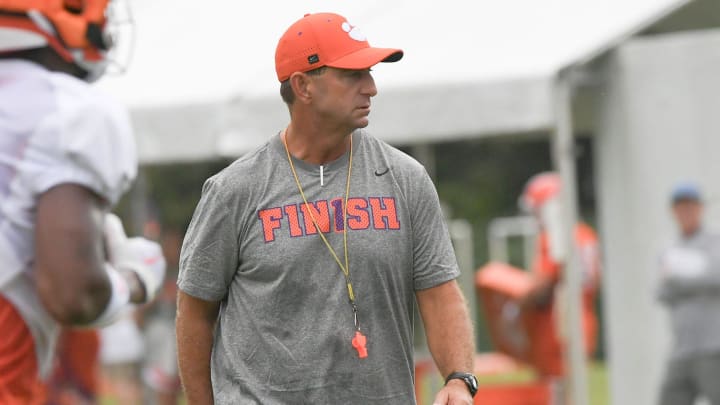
(552, 70, 589, 405)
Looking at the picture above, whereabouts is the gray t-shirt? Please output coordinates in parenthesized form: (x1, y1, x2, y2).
(178, 130, 460, 404)
(657, 229, 720, 359)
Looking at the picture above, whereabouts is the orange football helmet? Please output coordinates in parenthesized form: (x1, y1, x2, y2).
(0, 0, 130, 81)
(519, 172, 562, 213)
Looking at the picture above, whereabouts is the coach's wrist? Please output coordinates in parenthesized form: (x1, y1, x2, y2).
(446, 378, 469, 392)
(445, 371, 479, 398)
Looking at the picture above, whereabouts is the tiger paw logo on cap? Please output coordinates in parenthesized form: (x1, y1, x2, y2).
(341, 21, 366, 42)
(274, 12, 403, 82)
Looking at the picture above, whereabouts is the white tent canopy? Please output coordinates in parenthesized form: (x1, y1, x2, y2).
(97, 0, 688, 164)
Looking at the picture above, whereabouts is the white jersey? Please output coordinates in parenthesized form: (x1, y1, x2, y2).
(0, 59, 137, 377)
(100, 312, 145, 365)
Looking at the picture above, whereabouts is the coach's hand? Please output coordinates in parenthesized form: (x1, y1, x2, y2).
(104, 213, 166, 303)
(433, 380, 473, 405)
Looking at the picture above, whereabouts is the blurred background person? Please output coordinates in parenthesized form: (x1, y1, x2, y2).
(657, 182, 720, 405)
(517, 172, 601, 379)
(0, 1, 166, 403)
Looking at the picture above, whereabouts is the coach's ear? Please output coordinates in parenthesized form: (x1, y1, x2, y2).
(289, 72, 314, 104)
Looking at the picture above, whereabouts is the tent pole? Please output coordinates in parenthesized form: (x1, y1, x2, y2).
(552, 69, 590, 405)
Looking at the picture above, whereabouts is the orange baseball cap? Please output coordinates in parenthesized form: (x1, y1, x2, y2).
(275, 12, 403, 82)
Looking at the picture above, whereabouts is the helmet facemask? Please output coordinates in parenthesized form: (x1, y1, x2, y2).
(0, 0, 135, 82)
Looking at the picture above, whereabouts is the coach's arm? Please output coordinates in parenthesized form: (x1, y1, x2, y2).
(417, 279, 475, 405)
(176, 291, 220, 405)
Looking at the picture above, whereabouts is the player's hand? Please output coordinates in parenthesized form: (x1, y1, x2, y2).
(432, 380, 473, 405)
(104, 213, 166, 303)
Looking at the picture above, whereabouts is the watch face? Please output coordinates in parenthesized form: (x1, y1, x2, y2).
(467, 375, 478, 390)
(462, 374, 479, 397)
(447, 372, 479, 397)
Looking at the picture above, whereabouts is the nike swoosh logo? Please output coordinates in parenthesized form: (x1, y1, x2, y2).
(374, 168, 389, 176)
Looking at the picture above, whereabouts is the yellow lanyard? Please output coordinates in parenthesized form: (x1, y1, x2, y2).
(282, 131, 358, 310)
(283, 130, 369, 358)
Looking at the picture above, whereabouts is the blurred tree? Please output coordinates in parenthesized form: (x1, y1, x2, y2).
(416, 135, 599, 355)
(115, 159, 232, 233)
(430, 135, 595, 270)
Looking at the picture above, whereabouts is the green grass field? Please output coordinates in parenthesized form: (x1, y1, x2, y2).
(102, 362, 609, 405)
(588, 362, 609, 405)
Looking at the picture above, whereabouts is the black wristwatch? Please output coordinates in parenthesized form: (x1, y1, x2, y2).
(445, 371, 479, 398)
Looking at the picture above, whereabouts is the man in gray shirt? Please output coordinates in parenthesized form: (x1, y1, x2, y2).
(658, 182, 720, 405)
(175, 12, 477, 405)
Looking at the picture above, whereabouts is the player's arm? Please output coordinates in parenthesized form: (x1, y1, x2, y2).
(656, 246, 720, 304)
(417, 280, 475, 405)
(34, 184, 137, 323)
(659, 273, 720, 301)
(176, 290, 220, 405)
(34, 184, 164, 325)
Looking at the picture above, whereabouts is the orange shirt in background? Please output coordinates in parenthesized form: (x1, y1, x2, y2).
(527, 222, 601, 377)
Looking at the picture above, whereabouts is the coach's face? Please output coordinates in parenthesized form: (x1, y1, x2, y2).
(310, 67, 378, 131)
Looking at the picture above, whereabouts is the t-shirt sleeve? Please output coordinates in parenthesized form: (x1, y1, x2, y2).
(409, 168, 461, 290)
(177, 177, 239, 301)
(25, 96, 137, 206)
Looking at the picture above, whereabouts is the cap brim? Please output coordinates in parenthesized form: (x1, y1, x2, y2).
(326, 47, 403, 70)
(672, 194, 701, 203)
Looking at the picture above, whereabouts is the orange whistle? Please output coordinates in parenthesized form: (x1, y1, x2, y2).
(352, 331, 368, 358)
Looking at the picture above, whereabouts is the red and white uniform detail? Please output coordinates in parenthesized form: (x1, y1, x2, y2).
(530, 223, 601, 376)
(0, 59, 136, 378)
